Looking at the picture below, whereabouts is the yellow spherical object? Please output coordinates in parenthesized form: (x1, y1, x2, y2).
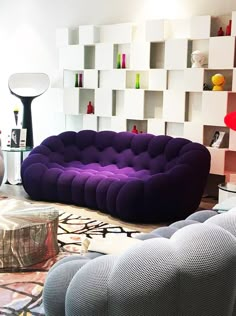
(212, 73, 225, 86)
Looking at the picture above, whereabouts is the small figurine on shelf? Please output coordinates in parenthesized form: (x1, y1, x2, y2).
(13, 105, 20, 126)
(211, 73, 225, 91)
(226, 20, 232, 36)
(86, 101, 94, 114)
(135, 73, 140, 89)
(191, 50, 205, 68)
(122, 53, 126, 68)
(117, 53, 121, 69)
(203, 83, 211, 91)
(217, 27, 224, 36)
(78, 73, 83, 87)
(131, 125, 138, 134)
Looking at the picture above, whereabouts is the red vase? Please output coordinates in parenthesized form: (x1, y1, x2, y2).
(87, 101, 94, 114)
(217, 27, 224, 36)
(226, 20, 232, 36)
(131, 125, 138, 134)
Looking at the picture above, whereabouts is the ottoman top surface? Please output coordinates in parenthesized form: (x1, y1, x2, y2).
(0, 199, 59, 230)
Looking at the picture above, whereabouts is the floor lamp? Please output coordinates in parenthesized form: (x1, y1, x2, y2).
(8, 73, 50, 148)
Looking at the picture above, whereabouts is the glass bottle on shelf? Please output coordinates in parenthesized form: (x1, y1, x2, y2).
(117, 53, 121, 69)
(78, 73, 83, 87)
(122, 53, 126, 68)
(87, 101, 94, 114)
(75, 73, 79, 87)
(135, 73, 140, 89)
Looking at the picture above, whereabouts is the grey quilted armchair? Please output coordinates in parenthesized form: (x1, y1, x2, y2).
(43, 209, 236, 316)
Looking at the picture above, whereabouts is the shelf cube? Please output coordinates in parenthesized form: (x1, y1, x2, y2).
(183, 122, 203, 143)
(164, 39, 189, 69)
(82, 114, 98, 130)
(124, 90, 145, 119)
(184, 68, 204, 91)
(145, 19, 166, 41)
(232, 11, 236, 36)
(95, 88, 114, 116)
(83, 70, 98, 88)
(95, 43, 115, 70)
(163, 91, 186, 122)
(79, 25, 99, 44)
(59, 45, 84, 70)
(99, 70, 126, 89)
(56, 28, 78, 47)
(147, 119, 165, 135)
(202, 91, 228, 126)
(166, 122, 184, 137)
(165, 19, 190, 39)
(149, 69, 167, 90)
(111, 116, 127, 132)
(65, 115, 83, 132)
(207, 147, 226, 175)
(190, 16, 211, 39)
(208, 37, 236, 69)
(130, 42, 150, 70)
(99, 23, 133, 44)
(63, 88, 79, 115)
(98, 117, 112, 131)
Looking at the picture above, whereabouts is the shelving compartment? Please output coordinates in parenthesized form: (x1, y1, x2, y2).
(150, 42, 165, 69)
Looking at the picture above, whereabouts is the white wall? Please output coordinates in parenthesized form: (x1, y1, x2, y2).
(0, 0, 236, 146)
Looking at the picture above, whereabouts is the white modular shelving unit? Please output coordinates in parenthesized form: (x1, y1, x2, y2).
(56, 12, 236, 180)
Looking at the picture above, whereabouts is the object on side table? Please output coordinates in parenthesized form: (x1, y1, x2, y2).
(13, 105, 20, 126)
(86, 101, 94, 114)
(8, 73, 50, 148)
(211, 73, 225, 91)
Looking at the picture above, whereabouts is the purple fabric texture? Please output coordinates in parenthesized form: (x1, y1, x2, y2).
(21, 130, 211, 223)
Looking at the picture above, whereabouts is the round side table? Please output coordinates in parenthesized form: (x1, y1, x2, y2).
(2, 147, 32, 185)
(218, 182, 236, 204)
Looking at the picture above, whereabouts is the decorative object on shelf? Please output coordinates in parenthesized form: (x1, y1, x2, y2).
(116, 53, 121, 69)
(210, 131, 226, 148)
(131, 125, 138, 134)
(224, 111, 236, 131)
(78, 73, 83, 87)
(86, 101, 94, 114)
(122, 53, 126, 68)
(75, 73, 79, 87)
(217, 27, 224, 36)
(135, 73, 140, 89)
(203, 83, 211, 90)
(8, 73, 50, 148)
(226, 19, 232, 36)
(13, 105, 20, 126)
(10, 128, 27, 148)
(191, 50, 205, 68)
(211, 73, 225, 91)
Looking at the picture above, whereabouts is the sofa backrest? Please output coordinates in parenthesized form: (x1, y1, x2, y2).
(34, 130, 210, 176)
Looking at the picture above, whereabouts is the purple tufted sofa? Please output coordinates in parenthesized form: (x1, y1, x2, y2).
(21, 130, 211, 223)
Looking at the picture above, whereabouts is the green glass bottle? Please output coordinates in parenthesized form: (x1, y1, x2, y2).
(135, 73, 140, 89)
(117, 53, 121, 69)
(75, 73, 79, 87)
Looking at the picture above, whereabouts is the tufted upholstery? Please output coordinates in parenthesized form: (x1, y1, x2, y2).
(43, 209, 236, 316)
(21, 130, 210, 222)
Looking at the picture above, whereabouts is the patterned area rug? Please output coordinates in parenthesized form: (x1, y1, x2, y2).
(0, 211, 140, 316)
